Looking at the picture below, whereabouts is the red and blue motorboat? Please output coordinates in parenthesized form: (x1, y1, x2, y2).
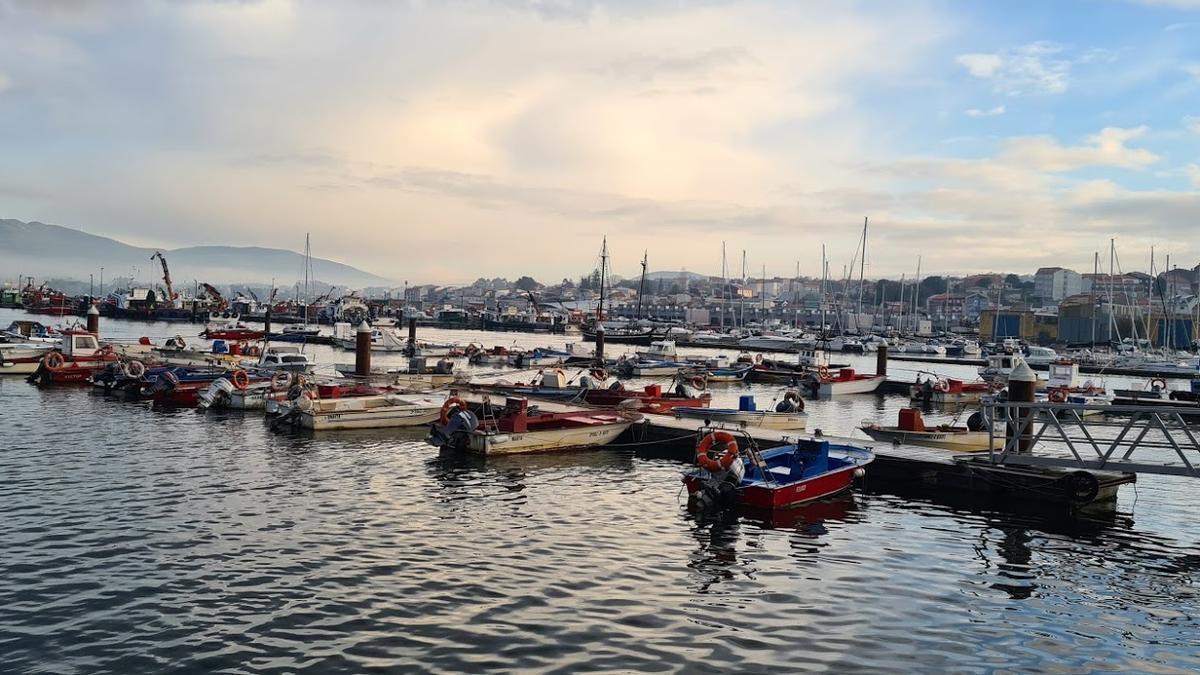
(683, 430, 873, 512)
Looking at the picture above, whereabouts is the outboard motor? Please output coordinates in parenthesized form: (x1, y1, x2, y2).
(691, 458, 746, 513)
(579, 374, 594, 390)
(966, 411, 986, 432)
(775, 398, 797, 413)
(427, 408, 479, 449)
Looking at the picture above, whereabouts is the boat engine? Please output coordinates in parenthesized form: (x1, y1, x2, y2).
(690, 459, 746, 514)
(426, 408, 480, 449)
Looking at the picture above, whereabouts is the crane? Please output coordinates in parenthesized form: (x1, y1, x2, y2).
(150, 252, 178, 305)
(200, 282, 227, 311)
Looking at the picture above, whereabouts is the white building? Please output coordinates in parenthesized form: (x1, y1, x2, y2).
(1034, 267, 1082, 302)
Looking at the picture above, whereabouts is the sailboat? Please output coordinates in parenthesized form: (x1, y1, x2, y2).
(278, 234, 321, 341)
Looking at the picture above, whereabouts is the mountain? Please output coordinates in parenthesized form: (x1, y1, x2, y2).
(0, 219, 394, 288)
(643, 270, 711, 281)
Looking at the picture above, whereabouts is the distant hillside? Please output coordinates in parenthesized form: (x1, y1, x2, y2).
(0, 219, 393, 287)
(643, 270, 711, 281)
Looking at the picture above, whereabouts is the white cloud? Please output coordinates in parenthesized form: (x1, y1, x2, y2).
(1000, 126, 1160, 172)
(955, 41, 1072, 95)
(1186, 115, 1200, 134)
(964, 105, 1005, 117)
(0, 73, 11, 92)
(1188, 164, 1200, 188)
(1182, 63, 1200, 79)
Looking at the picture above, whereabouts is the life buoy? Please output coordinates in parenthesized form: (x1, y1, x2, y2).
(44, 352, 65, 369)
(1150, 378, 1167, 392)
(754, 353, 763, 364)
(231, 369, 250, 390)
(690, 376, 707, 390)
(174, 335, 187, 350)
(440, 396, 469, 425)
(1048, 388, 1068, 403)
(271, 371, 291, 391)
(696, 431, 739, 472)
(246, 345, 261, 357)
(817, 365, 830, 380)
(123, 359, 146, 379)
(590, 368, 608, 381)
(933, 380, 950, 393)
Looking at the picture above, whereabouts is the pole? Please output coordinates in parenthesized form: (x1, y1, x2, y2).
(1006, 359, 1037, 453)
(355, 321, 372, 376)
(594, 323, 605, 365)
(86, 304, 100, 338)
(876, 343, 887, 377)
(856, 216, 867, 334)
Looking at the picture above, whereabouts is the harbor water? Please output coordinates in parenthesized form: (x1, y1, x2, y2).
(2, 310, 1198, 673)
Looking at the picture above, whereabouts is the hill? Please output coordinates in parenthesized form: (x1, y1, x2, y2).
(0, 219, 393, 288)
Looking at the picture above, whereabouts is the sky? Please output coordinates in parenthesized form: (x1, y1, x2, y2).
(0, 0, 1198, 285)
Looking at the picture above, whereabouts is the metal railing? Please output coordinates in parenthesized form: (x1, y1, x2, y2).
(984, 400, 1200, 477)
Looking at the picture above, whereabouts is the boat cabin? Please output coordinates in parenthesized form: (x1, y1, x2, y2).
(1047, 360, 1080, 389)
(61, 330, 100, 356)
(259, 346, 313, 372)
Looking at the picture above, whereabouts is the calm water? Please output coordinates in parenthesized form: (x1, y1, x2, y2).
(2, 310, 1198, 673)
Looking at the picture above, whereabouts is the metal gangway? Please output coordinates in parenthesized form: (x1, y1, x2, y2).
(984, 400, 1200, 477)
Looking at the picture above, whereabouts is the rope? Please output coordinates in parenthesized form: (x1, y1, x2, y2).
(603, 432, 697, 448)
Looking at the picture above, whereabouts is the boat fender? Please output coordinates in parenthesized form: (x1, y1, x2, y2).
(785, 390, 804, 411)
(853, 467, 867, 479)
(271, 371, 291, 392)
(44, 351, 65, 369)
(440, 396, 469, 425)
(696, 431, 739, 472)
(231, 369, 250, 390)
(287, 383, 305, 401)
(1063, 470, 1100, 504)
(754, 353, 763, 364)
(295, 395, 314, 412)
(174, 335, 187, 350)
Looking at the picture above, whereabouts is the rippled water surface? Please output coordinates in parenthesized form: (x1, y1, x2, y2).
(2, 310, 1198, 673)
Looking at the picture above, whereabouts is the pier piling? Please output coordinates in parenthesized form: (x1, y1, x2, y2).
(355, 321, 372, 376)
(86, 304, 99, 337)
(594, 323, 605, 365)
(1007, 360, 1036, 454)
(876, 344, 887, 377)
(264, 305, 272, 336)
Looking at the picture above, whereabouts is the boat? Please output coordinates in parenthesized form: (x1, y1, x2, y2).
(944, 338, 982, 357)
(201, 313, 265, 341)
(910, 376, 994, 405)
(1023, 345, 1059, 367)
(469, 345, 515, 365)
(142, 367, 269, 407)
(805, 367, 884, 397)
(280, 392, 446, 430)
(466, 368, 586, 401)
(26, 331, 122, 385)
(737, 334, 799, 351)
(702, 363, 753, 383)
(251, 345, 314, 374)
(673, 393, 807, 430)
(581, 382, 709, 415)
(581, 327, 658, 345)
(1, 320, 61, 344)
(333, 356, 458, 389)
(683, 429, 873, 512)
(0, 342, 55, 375)
(269, 324, 321, 342)
(616, 358, 690, 377)
(860, 408, 992, 452)
(508, 347, 573, 368)
(635, 340, 678, 361)
(426, 397, 636, 455)
(978, 352, 1043, 384)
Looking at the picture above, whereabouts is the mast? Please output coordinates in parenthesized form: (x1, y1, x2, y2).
(635, 250, 647, 320)
(597, 237, 608, 324)
(720, 242, 727, 330)
(856, 217, 868, 334)
(912, 255, 922, 335)
(1109, 238, 1118, 344)
(761, 264, 766, 322)
(897, 273, 906, 334)
(819, 245, 828, 341)
(303, 233, 311, 325)
(739, 250, 746, 329)
(1091, 251, 1098, 349)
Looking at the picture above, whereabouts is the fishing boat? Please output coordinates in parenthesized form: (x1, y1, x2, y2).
(737, 334, 799, 351)
(1, 320, 61, 344)
(617, 358, 690, 377)
(466, 367, 587, 401)
(26, 331, 122, 385)
(467, 345, 514, 366)
(702, 363, 753, 383)
(508, 347, 573, 368)
(910, 376, 994, 405)
(426, 397, 635, 455)
(1040, 359, 1112, 413)
(674, 393, 807, 430)
(683, 429, 873, 512)
(201, 313, 265, 341)
(281, 392, 446, 430)
(581, 382, 710, 415)
(252, 345, 314, 374)
(142, 367, 269, 407)
(806, 367, 884, 397)
(860, 408, 992, 452)
(978, 353, 1044, 385)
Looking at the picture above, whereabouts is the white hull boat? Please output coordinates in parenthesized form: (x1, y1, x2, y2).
(298, 394, 445, 430)
(469, 420, 632, 455)
(673, 408, 808, 430)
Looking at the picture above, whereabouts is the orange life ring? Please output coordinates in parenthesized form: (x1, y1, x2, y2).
(933, 380, 950, 393)
(696, 431, 739, 472)
(95, 344, 114, 357)
(440, 396, 468, 425)
(591, 368, 608, 381)
(44, 351, 65, 369)
(270, 371, 291, 391)
(1150, 378, 1167, 392)
(817, 365, 830, 380)
(1048, 388, 1068, 403)
(690, 376, 707, 390)
(231, 369, 250, 390)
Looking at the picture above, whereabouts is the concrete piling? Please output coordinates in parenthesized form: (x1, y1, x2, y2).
(86, 304, 100, 337)
(355, 321, 372, 377)
(1007, 359, 1037, 454)
(594, 323, 605, 365)
(875, 344, 887, 377)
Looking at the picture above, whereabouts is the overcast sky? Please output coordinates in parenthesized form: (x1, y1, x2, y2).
(1, 0, 1198, 284)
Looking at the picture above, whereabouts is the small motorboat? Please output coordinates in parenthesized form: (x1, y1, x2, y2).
(673, 393, 807, 430)
(251, 345, 314, 374)
(427, 397, 636, 455)
(1, 320, 61, 344)
(619, 358, 689, 377)
(683, 429, 873, 512)
(805, 367, 884, 397)
(201, 313, 265, 341)
(277, 392, 446, 430)
(581, 381, 710, 415)
(635, 340, 678, 361)
(467, 345, 513, 366)
(508, 347, 573, 368)
(860, 408, 992, 452)
(909, 376, 994, 405)
(702, 363, 753, 383)
(0, 342, 55, 375)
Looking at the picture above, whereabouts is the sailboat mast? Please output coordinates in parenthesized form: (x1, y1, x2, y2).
(761, 264, 766, 321)
(820, 245, 827, 339)
(636, 250, 647, 320)
(912, 255, 922, 335)
(856, 217, 867, 333)
(303, 233, 310, 325)
(740, 250, 746, 329)
(720, 242, 727, 330)
(1091, 251, 1098, 348)
(597, 237, 607, 323)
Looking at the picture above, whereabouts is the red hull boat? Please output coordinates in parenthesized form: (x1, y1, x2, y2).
(27, 331, 121, 386)
(582, 383, 709, 414)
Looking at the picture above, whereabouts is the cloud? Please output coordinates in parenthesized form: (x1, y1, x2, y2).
(1000, 126, 1160, 172)
(0, 72, 11, 92)
(964, 105, 1005, 117)
(955, 41, 1074, 95)
(1186, 115, 1200, 134)
(1188, 164, 1200, 188)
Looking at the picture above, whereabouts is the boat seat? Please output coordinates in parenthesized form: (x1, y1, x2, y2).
(768, 466, 793, 480)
